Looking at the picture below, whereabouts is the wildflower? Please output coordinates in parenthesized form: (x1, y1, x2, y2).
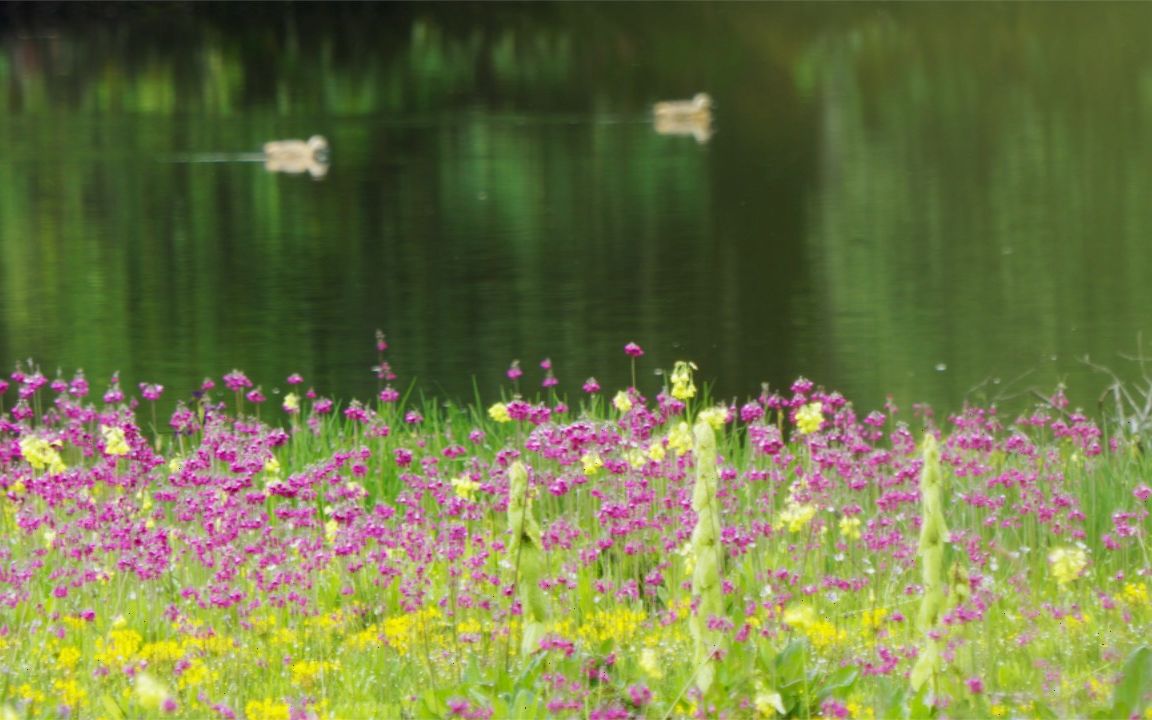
(698, 405, 727, 430)
(325, 519, 339, 545)
(638, 648, 663, 679)
(624, 342, 644, 357)
(245, 699, 291, 720)
(138, 383, 164, 401)
(246, 388, 266, 404)
(583, 377, 601, 394)
(286, 373, 303, 385)
(379, 386, 400, 403)
(667, 422, 693, 456)
(19, 434, 66, 473)
(670, 361, 697, 400)
(1121, 582, 1149, 607)
(778, 502, 817, 533)
(135, 672, 173, 712)
(451, 476, 480, 500)
(795, 401, 824, 434)
(754, 688, 785, 717)
(613, 391, 633, 413)
(647, 442, 666, 462)
(223, 370, 252, 392)
(839, 515, 862, 540)
(488, 403, 511, 423)
(282, 393, 300, 413)
(102, 425, 130, 456)
(1048, 547, 1088, 585)
(263, 457, 281, 475)
(506, 361, 523, 381)
(582, 452, 604, 476)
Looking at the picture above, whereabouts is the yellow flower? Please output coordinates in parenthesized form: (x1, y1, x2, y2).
(667, 422, 693, 456)
(1048, 546, 1088, 585)
(1122, 582, 1149, 607)
(582, 452, 604, 476)
(754, 687, 785, 717)
(134, 672, 172, 711)
(56, 646, 82, 671)
(488, 402, 511, 423)
(291, 659, 340, 687)
(19, 434, 66, 473)
(613, 391, 633, 413)
(670, 361, 698, 401)
(102, 425, 131, 456)
(777, 502, 817, 533)
(839, 515, 862, 540)
(795, 402, 824, 434)
(698, 406, 727, 430)
(325, 519, 339, 545)
(451, 476, 480, 500)
(168, 457, 184, 473)
(639, 648, 663, 679)
(246, 698, 291, 720)
(263, 457, 281, 475)
(647, 442, 666, 462)
(282, 392, 300, 412)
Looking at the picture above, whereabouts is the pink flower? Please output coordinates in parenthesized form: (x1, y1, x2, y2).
(223, 370, 253, 391)
(624, 342, 644, 358)
(583, 377, 601, 394)
(286, 373, 303, 385)
(507, 361, 523, 381)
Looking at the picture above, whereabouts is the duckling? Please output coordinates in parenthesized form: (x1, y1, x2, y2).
(263, 135, 330, 178)
(653, 93, 714, 143)
(653, 93, 713, 120)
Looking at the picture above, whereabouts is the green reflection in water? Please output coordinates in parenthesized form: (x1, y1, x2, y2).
(1, 4, 1151, 414)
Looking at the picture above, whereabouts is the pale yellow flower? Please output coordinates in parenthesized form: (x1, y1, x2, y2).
(647, 442, 666, 462)
(282, 392, 300, 413)
(639, 648, 663, 679)
(839, 515, 862, 540)
(582, 452, 603, 476)
(488, 402, 511, 423)
(1048, 547, 1088, 585)
(795, 402, 824, 434)
(777, 502, 817, 533)
(667, 422, 693, 456)
(451, 476, 480, 500)
(102, 425, 130, 456)
(613, 391, 633, 413)
(698, 405, 728, 430)
(134, 672, 172, 711)
(670, 361, 698, 401)
(19, 435, 66, 473)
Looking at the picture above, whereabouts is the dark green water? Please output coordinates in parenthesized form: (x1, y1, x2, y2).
(2, 3, 1152, 413)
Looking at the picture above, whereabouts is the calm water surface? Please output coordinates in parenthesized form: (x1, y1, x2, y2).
(2, 3, 1152, 414)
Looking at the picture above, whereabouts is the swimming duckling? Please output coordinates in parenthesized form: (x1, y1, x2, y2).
(653, 94, 714, 143)
(263, 135, 330, 178)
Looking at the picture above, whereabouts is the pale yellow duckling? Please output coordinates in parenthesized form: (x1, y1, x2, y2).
(653, 93, 714, 143)
(263, 135, 330, 178)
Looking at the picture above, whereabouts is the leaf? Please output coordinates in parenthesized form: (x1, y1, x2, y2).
(1029, 701, 1058, 720)
(775, 639, 809, 688)
(817, 666, 860, 701)
(1112, 645, 1152, 719)
(100, 695, 126, 720)
(906, 683, 935, 720)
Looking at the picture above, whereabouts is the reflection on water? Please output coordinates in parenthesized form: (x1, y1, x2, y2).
(2, 4, 1152, 413)
(652, 93, 714, 144)
(262, 135, 330, 178)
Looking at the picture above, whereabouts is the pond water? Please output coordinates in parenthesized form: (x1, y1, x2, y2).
(3, 3, 1152, 414)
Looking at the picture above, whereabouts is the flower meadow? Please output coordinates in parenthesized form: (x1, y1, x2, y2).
(1, 340, 1151, 720)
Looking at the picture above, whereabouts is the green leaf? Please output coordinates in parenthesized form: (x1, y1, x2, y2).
(1030, 701, 1058, 720)
(817, 666, 860, 701)
(1112, 645, 1152, 719)
(906, 683, 935, 720)
(775, 639, 809, 688)
(100, 695, 126, 720)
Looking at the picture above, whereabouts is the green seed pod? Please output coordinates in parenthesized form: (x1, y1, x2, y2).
(689, 419, 726, 695)
(912, 433, 949, 696)
(508, 462, 549, 657)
